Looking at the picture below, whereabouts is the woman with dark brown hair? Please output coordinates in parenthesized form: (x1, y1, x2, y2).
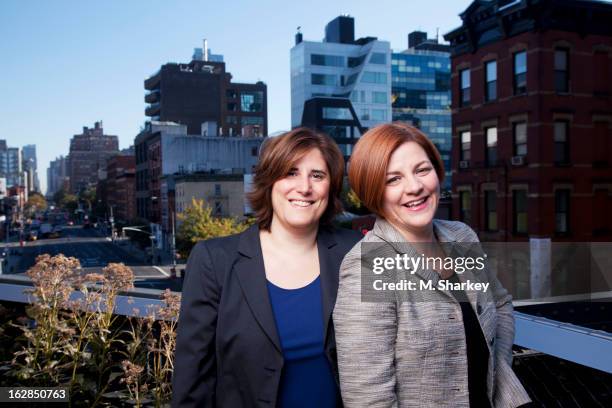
(172, 128, 361, 408)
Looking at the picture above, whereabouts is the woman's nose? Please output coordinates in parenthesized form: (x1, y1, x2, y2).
(295, 175, 312, 194)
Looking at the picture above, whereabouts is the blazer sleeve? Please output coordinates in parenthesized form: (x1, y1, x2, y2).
(172, 241, 220, 408)
(333, 247, 399, 408)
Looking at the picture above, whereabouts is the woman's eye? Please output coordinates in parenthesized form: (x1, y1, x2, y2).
(417, 167, 432, 175)
(312, 173, 325, 180)
(386, 176, 400, 184)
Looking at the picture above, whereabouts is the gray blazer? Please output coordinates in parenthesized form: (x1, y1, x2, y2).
(333, 218, 531, 408)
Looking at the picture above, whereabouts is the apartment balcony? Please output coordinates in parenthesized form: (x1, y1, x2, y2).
(145, 102, 161, 117)
(145, 90, 160, 104)
(144, 70, 161, 90)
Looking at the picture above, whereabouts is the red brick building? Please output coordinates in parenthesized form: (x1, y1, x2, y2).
(106, 155, 136, 223)
(68, 122, 119, 193)
(445, 0, 612, 242)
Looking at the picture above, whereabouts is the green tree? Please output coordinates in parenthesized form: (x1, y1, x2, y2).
(25, 192, 48, 216)
(60, 194, 79, 215)
(79, 186, 97, 213)
(176, 198, 251, 258)
(341, 187, 369, 215)
(52, 188, 67, 207)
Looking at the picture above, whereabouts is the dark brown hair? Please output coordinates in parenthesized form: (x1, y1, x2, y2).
(348, 122, 445, 217)
(248, 127, 345, 230)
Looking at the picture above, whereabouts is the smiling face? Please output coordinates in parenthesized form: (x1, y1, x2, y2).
(270, 148, 330, 233)
(382, 141, 440, 241)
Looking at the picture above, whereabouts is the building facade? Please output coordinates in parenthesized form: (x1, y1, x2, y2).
(291, 15, 392, 148)
(47, 156, 69, 197)
(105, 155, 136, 223)
(0, 143, 22, 188)
(144, 42, 267, 137)
(68, 122, 119, 193)
(174, 173, 245, 219)
(134, 121, 263, 224)
(392, 32, 452, 190)
(22, 145, 40, 193)
(444, 0, 612, 243)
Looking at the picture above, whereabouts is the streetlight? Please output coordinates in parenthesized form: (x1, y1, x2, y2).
(123, 226, 156, 266)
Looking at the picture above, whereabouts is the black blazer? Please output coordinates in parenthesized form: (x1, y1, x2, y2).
(171, 224, 361, 408)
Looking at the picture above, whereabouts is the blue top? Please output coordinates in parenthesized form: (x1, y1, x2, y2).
(267, 276, 339, 408)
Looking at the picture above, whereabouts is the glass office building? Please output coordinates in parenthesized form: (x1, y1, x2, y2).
(392, 48, 452, 190)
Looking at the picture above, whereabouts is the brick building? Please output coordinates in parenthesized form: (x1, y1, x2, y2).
(105, 155, 136, 223)
(144, 41, 267, 137)
(445, 0, 612, 243)
(68, 122, 119, 193)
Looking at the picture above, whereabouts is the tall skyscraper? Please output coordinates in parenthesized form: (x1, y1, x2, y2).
(290, 15, 391, 154)
(0, 142, 22, 188)
(144, 41, 267, 137)
(392, 32, 452, 190)
(68, 122, 119, 193)
(47, 155, 69, 197)
(22, 144, 40, 193)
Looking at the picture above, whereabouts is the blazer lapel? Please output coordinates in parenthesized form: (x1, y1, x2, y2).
(434, 220, 480, 311)
(235, 225, 282, 353)
(317, 228, 338, 346)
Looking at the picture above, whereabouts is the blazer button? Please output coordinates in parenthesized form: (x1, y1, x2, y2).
(489, 337, 495, 346)
(477, 304, 483, 315)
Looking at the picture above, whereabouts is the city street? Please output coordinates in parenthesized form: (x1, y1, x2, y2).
(2, 226, 176, 282)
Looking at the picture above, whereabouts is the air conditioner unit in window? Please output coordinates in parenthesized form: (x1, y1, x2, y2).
(511, 156, 525, 166)
(459, 160, 470, 169)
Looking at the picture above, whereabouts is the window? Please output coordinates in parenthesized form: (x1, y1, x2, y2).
(240, 92, 263, 112)
(251, 147, 258, 157)
(460, 131, 471, 161)
(460, 69, 470, 106)
(214, 201, 223, 216)
(311, 73, 338, 86)
(372, 91, 387, 104)
(459, 191, 472, 225)
(226, 115, 237, 124)
(485, 61, 497, 101)
(348, 55, 366, 68)
(486, 127, 498, 166)
(513, 190, 528, 234)
(485, 191, 498, 231)
(593, 51, 610, 95)
(369, 52, 386, 64)
(555, 189, 570, 233)
(594, 122, 609, 164)
(346, 73, 358, 86)
(227, 102, 237, 111)
(513, 122, 527, 156)
(514, 51, 527, 94)
(361, 71, 387, 84)
(214, 184, 221, 196)
(322, 107, 352, 120)
(226, 89, 237, 99)
(311, 54, 344, 67)
(371, 109, 387, 121)
(242, 116, 264, 125)
(360, 108, 369, 121)
(554, 121, 569, 164)
(554, 48, 569, 93)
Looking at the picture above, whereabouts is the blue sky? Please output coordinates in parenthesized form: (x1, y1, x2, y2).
(0, 0, 472, 193)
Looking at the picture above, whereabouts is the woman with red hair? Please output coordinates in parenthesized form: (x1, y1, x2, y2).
(333, 122, 531, 407)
